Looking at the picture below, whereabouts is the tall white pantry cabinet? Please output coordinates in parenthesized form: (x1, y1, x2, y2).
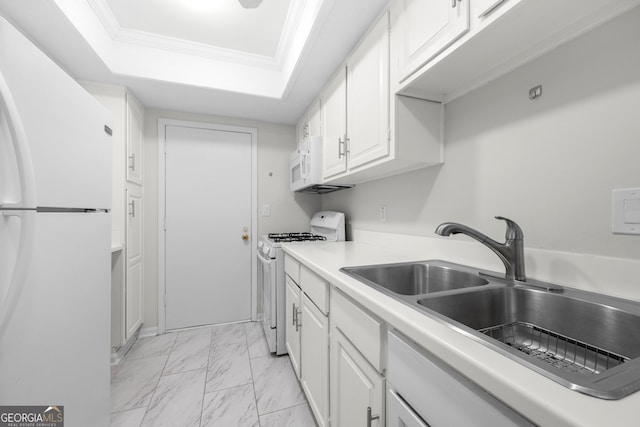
(82, 82, 145, 358)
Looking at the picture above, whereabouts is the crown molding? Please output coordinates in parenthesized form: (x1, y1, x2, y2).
(56, 0, 328, 98)
(86, 0, 309, 71)
(114, 27, 279, 69)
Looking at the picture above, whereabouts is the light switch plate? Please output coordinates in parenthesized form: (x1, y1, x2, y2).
(262, 204, 271, 217)
(612, 188, 640, 235)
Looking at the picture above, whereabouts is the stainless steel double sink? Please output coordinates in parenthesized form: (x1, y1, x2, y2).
(340, 260, 640, 399)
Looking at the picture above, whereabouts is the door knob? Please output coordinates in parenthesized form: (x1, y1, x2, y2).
(242, 233, 249, 241)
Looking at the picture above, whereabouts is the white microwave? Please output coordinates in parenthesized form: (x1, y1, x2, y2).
(289, 136, 353, 194)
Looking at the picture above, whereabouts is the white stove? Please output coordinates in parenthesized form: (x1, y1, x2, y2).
(257, 211, 345, 354)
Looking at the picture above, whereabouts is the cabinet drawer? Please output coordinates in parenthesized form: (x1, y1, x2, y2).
(300, 266, 329, 315)
(388, 330, 534, 426)
(284, 254, 300, 283)
(331, 288, 384, 372)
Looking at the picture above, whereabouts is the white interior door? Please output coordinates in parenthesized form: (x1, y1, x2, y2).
(164, 124, 253, 330)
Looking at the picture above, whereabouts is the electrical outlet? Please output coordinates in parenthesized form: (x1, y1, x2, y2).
(379, 205, 387, 222)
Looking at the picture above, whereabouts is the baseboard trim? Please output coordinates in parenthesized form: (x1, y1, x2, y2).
(138, 326, 158, 338)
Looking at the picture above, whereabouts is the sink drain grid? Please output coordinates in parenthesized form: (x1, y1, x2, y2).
(479, 321, 629, 375)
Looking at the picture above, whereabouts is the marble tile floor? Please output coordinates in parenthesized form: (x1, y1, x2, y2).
(110, 322, 317, 427)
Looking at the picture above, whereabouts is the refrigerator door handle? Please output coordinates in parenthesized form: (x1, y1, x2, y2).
(0, 209, 35, 337)
(0, 70, 36, 208)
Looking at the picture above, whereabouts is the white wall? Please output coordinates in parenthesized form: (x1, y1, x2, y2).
(143, 109, 320, 328)
(322, 7, 640, 261)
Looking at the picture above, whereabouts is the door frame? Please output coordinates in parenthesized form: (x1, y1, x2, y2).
(157, 118, 258, 334)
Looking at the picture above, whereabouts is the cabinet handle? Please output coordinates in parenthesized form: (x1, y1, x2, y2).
(292, 303, 297, 326)
(452, 0, 460, 7)
(367, 407, 380, 427)
(479, 0, 506, 17)
(338, 137, 346, 158)
(128, 154, 135, 171)
(128, 200, 135, 218)
(295, 307, 302, 331)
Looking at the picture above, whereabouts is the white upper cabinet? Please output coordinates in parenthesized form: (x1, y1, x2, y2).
(393, 0, 640, 102)
(321, 13, 389, 182)
(126, 93, 144, 185)
(296, 99, 322, 146)
(321, 68, 348, 180)
(346, 12, 391, 172)
(306, 99, 322, 140)
(394, 0, 470, 84)
(322, 11, 442, 185)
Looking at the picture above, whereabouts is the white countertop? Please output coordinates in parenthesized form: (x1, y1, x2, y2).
(281, 238, 640, 427)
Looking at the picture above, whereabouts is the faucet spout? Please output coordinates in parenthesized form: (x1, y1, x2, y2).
(435, 216, 526, 281)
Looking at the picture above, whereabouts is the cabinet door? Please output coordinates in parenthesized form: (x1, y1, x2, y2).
(125, 187, 143, 339)
(346, 12, 390, 171)
(296, 119, 305, 146)
(307, 99, 322, 138)
(126, 93, 144, 185)
(387, 389, 428, 427)
(297, 99, 322, 145)
(395, 0, 470, 82)
(300, 294, 329, 427)
(321, 69, 347, 180)
(285, 276, 301, 379)
(331, 328, 384, 427)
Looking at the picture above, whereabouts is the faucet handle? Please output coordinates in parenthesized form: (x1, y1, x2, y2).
(495, 216, 524, 240)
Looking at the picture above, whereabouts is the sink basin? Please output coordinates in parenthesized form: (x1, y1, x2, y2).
(418, 286, 640, 399)
(341, 259, 640, 398)
(340, 261, 489, 296)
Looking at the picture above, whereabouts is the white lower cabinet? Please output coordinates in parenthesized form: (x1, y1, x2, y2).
(330, 288, 385, 427)
(387, 330, 533, 427)
(331, 328, 385, 427)
(300, 293, 329, 427)
(387, 388, 428, 427)
(284, 261, 330, 427)
(285, 275, 301, 378)
(288, 256, 536, 427)
(125, 186, 143, 340)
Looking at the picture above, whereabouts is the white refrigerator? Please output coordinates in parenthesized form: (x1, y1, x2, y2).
(0, 17, 112, 426)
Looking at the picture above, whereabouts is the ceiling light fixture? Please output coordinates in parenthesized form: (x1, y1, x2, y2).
(238, 0, 263, 8)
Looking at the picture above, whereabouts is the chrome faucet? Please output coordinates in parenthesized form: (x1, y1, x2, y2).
(435, 216, 526, 281)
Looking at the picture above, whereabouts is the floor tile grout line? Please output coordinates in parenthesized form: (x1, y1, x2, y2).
(245, 323, 264, 427)
(196, 330, 215, 427)
(138, 337, 175, 427)
(110, 335, 175, 420)
(258, 401, 311, 417)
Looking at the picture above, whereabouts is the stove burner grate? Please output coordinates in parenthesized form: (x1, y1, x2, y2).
(267, 232, 327, 243)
